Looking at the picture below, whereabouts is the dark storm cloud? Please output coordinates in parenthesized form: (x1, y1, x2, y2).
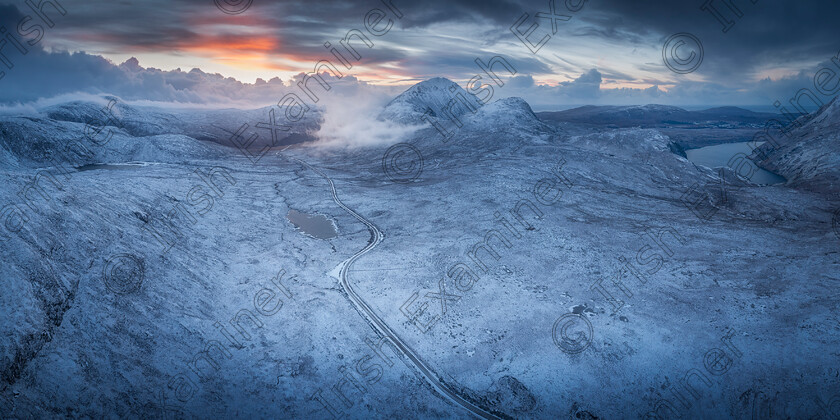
(574, 0, 840, 81)
(34, 0, 524, 53)
(0, 3, 25, 31)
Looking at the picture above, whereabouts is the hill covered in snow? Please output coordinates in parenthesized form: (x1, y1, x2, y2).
(754, 97, 840, 194)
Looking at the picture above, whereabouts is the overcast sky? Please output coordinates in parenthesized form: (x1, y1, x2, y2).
(1, 0, 838, 108)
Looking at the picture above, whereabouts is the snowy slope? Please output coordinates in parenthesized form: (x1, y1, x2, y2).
(377, 79, 556, 157)
(0, 115, 229, 168)
(0, 96, 325, 169)
(379, 77, 483, 125)
(40, 96, 320, 149)
(463, 97, 552, 136)
(754, 97, 840, 193)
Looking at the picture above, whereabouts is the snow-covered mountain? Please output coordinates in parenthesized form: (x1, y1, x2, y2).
(378, 77, 483, 125)
(378, 78, 556, 155)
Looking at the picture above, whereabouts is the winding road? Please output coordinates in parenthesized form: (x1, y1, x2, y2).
(291, 157, 502, 420)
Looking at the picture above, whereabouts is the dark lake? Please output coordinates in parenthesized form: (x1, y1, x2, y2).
(685, 142, 786, 185)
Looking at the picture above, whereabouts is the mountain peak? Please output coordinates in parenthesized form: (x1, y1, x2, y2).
(379, 77, 482, 125)
(414, 77, 459, 89)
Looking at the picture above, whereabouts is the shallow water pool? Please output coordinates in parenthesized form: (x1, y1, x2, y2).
(286, 209, 338, 239)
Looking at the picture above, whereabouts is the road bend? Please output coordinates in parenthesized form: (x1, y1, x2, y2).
(290, 158, 502, 420)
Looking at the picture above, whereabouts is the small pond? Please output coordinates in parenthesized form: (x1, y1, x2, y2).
(286, 209, 338, 239)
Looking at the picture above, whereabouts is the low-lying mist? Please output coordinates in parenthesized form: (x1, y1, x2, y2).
(310, 91, 423, 149)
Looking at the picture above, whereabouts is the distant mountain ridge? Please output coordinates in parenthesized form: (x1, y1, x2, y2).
(536, 104, 779, 127)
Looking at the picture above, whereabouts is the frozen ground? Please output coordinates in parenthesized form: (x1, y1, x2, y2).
(1, 80, 838, 419)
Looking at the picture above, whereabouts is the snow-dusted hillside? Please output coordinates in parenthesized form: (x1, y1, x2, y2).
(0, 114, 228, 168)
(0, 96, 328, 171)
(463, 97, 552, 136)
(754, 97, 840, 193)
(377, 78, 557, 157)
(379, 77, 483, 125)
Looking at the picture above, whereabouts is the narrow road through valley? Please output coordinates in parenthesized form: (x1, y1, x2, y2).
(290, 157, 502, 420)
